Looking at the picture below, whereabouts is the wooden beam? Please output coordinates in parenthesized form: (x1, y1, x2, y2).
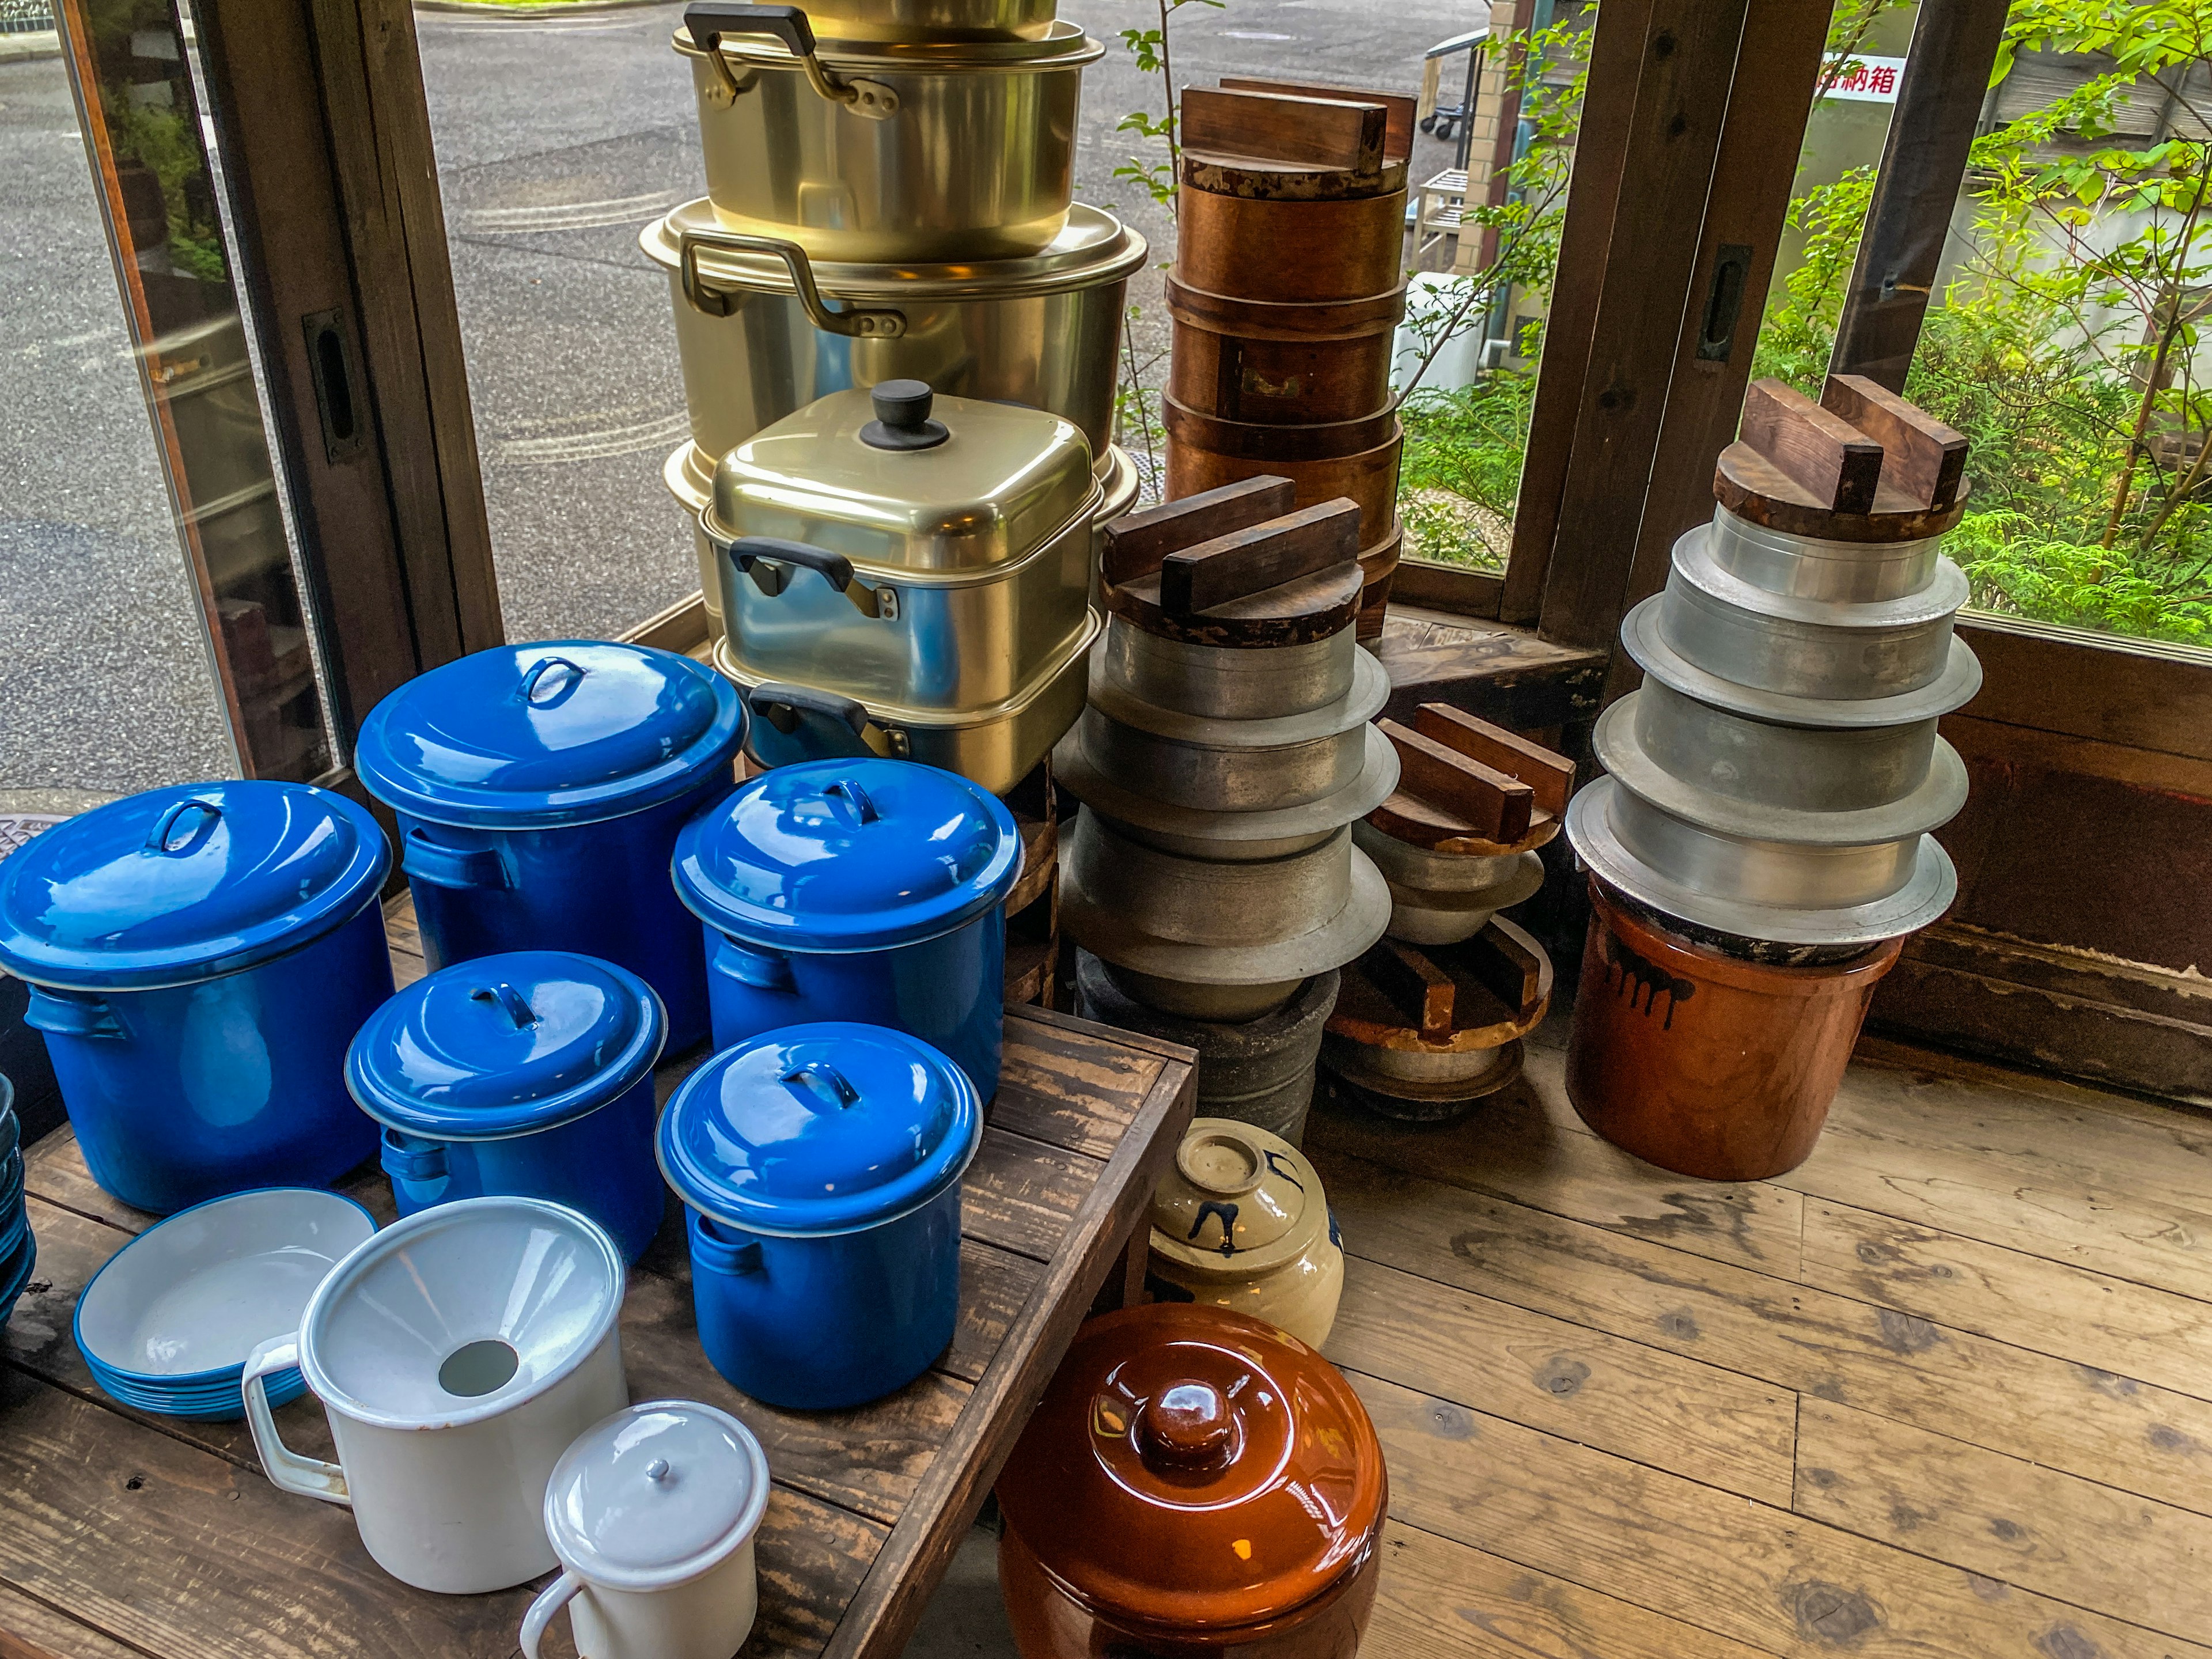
(1217, 77, 1418, 161)
(1829, 0, 2013, 390)
(1531, 0, 1755, 652)
(1178, 88, 1388, 173)
(1499, 0, 1653, 626)
(1598, 0, 1830, 707)
(191, 0, 501, 745)
(1737, 377, 1886, 512)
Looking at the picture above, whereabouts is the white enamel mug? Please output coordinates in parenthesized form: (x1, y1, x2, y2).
(522, 1400, 770, 1659)
(242, 1196, 630, 1594)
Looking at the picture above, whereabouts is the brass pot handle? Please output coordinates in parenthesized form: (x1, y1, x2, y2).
(681, 3, 897, 119)
(677, 225, 907, 338)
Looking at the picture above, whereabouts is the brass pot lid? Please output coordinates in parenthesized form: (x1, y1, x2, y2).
(642, 199, 1147, 300)
(1149, 1118, 1329, 1280)
(674, 16, 1101, 69)
(704, 384, 1095, 575)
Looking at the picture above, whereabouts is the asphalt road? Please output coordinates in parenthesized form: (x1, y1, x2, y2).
(0, 0, 1474, 797)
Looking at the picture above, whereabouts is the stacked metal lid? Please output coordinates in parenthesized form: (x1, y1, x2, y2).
(1567, 376, 1980, 954)
(1323, 708, 1569, 1121)
(1166, 82, 1416, 638)
(649, 0, 1143, 637)
(1056, 477, 1398, 1139)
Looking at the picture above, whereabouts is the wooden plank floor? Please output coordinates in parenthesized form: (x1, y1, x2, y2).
(1314, 1023, 2212, 1659)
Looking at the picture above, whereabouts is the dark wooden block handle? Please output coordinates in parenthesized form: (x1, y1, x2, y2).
(1738, 378, 1884, 514)
(1821, 373, 1968, 511)
(1378, 719, 1534, 843)
(1411, 704, 1573, 820)
(1160, 500, 1361, 614)
(1363, 940, 1456, 1041)
(1101, 476, 1295, 588)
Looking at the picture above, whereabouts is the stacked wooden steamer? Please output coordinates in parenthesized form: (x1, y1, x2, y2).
(1055, 478, 1399, 1144)
(1563, 376, 1978, 1180)
(1320, 709, 1570, 1121)
(647, 0, 1148, 640)
(1167, 84, 1415, 639)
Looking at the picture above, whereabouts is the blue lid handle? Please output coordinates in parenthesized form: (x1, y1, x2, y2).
(781, 1061, 859, 1111)
(820, 778, 878, 827)
(145, 799, 222, 856)
(518, 656, 589, 706)
(471, 982, 540, 1030)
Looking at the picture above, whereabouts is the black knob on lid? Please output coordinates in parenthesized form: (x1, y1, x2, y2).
(860, 379, 949, 452)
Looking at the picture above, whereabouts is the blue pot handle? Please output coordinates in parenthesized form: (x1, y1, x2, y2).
(145, 798, 222, 855)
(24, 986, 124, 1040)
(401, 828, 511, 891)
(690, 1211, 766, 1276)
(518, 655, 588, 706)
(380, 1128, 449, 1183)
(710, 933, 797, 993)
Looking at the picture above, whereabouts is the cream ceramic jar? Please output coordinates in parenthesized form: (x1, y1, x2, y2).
(1145, 1118, 1343, 1348)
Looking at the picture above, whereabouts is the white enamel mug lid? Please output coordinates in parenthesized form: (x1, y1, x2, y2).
(546, 1400, 771, 1590)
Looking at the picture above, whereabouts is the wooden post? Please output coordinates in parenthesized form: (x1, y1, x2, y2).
(1828, 0, 2013, 391)
(191, 0, 501, 743)
(1527, 0, 1754, 652)
(1599, 0, 1832, 703)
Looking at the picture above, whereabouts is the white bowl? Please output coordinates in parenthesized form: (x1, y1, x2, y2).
(76, 1188, 377, 1385)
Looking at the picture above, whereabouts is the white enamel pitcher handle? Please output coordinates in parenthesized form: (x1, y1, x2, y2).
(520, 1571, 582, 1659)
(241, 1336, 350, 1506)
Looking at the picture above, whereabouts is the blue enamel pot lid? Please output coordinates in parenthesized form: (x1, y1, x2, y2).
(672, 759, 1022, 953)
(0, 783, 389, 992)
(657, 1022, 981, 1238)
(347, 951, 668, 1139)
(354, 642, 745, 830)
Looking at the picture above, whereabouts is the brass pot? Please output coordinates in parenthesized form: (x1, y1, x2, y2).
(645, 198, 1141, 468)
(696, 0, 1056, 44)
(676, 6, 1099, 262)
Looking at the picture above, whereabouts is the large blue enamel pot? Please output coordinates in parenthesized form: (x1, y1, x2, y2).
(672, 759, 1021, 1099)
(0, 783, 391, 1213)
(658, 1022, 980, 1409)
(347, 950, 669, 1263)
(354, 643, 744, 1052)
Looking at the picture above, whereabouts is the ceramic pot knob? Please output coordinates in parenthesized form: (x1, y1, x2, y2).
(1137, 1381, 1236, 1471)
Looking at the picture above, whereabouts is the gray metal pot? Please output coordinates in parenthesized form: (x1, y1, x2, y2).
(1654, 526, 1969, 703)
(677, 8, 1100, 262)
(1626, 679, 1943, 814)
(1076, 647, 1389, 813)
(1058, 811, 1390, 1017)
(1097, 617, 1359, 720)
(646, 199, 1143, 468)
(1703, 504, 1944, 603)
(1351, 823, 1546, 946)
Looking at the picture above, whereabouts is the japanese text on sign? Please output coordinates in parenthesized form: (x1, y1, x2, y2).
(1823, 54, 1906, 103)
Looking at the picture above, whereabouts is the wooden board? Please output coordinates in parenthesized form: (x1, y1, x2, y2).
(0, 903, 1197, 1659)
(1215, 77, 1418, 161)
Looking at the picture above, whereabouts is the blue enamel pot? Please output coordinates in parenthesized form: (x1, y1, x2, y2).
(658, 1022, 981, 1410)
(354, 643, 744, 1052)
(0, 784, 391, 1214)
(346, 951, 669, 1263)
(672, 760, 1022, 1100)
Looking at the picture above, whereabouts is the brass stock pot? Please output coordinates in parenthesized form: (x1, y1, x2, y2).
(677, 4, 1100, 262)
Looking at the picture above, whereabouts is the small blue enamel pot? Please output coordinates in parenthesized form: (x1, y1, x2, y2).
(346, 952, 669, 1263)
(0, 783, 391, 1214)
(355, 643, 744, 1052)
(671, 760, 1021, 1100)
(658, 1022, 980, 1409)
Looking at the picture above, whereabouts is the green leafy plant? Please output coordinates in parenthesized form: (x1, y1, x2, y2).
(1113, 0, 1222, 214)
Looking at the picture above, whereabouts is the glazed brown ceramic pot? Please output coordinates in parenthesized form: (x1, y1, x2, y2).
(995, 1304, 1387, 1659)
(1565, 879, 1903, 1180)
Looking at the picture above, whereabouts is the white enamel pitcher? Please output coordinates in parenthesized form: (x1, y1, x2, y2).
(243, 1196, 629, 1594)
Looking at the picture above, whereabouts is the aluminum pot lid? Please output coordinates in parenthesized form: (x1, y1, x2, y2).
(345, 952, 667, 1139)
(354, 643, 744, 830)
(643, 199, 1147, 300)
(546, 1400, 770, 1590)
(657, 1021, 981, 1236)
(0, 782, 388, 991)
(672, 759, 1021, 952)
(1149, 1119, 1328, 1279)
(706, 385, 1094, 576)
(997, 1304, 1385, 1631)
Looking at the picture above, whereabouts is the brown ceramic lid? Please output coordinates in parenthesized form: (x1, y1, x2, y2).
(995, 1304, 1386, 1631)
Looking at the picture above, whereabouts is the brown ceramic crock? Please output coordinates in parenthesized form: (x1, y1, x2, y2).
(995, 1304, 1387, 1658)
(1565, 878, 1903, 1181)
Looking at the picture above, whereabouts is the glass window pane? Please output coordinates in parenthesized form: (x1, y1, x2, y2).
(2, 0, 338, 798)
